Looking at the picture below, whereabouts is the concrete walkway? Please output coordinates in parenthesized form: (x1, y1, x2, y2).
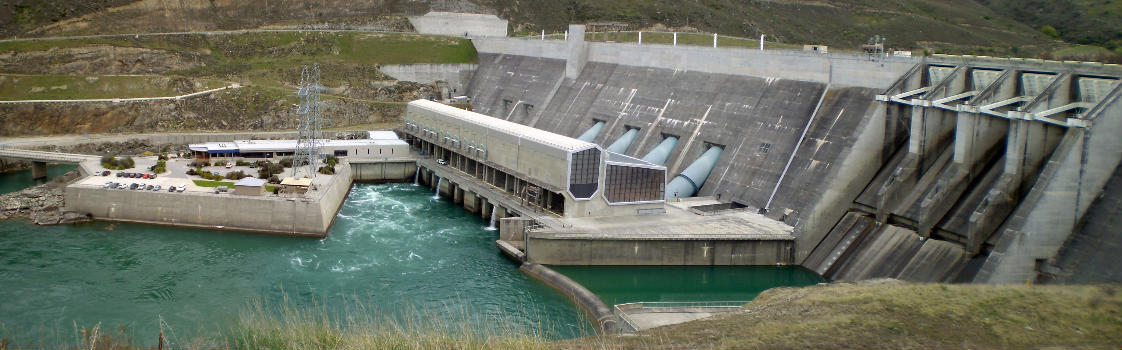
(0, 83, 241, 104)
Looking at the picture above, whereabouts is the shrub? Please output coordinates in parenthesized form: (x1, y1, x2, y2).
(100, 155, 135, 170)
(186, 168, 198, 176)
(326, 155, 339, 167)
(157, 154, 169, 161)
(226, 171, 248, 180)
(257, 162, 286, 179)
(150, 160, 167, 174)
(279, 157, 293, 168)
(1041, 25, 1060, 39)
(236, 160, 250, 166)
(268, 175, 281, 184)
(318, 165, 335, 175)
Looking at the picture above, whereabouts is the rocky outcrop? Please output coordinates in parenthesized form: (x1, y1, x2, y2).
(0, 170, 91, 225)
(0, 46, 206, 75)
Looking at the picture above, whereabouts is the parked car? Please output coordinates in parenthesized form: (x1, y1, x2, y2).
(226, 162, 234, 168)
(103, 181, 113, 188)
(117, 183, 127, 189)
(153, 185, 162, 191)
(142, 173, 150, 179)
(150, 173, 157, 179)
(102, 170, 111, 176)
(116, 172, 123, 178)
(129, 183, 139, 190)
(437, 159, 447, 165)
(178, 185, 187, 192)
(168, 186, 177, 192)
(145, 185, 154, 191)
(214, 185, 228, 194)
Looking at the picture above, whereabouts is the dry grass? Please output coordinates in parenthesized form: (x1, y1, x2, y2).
(556, 281, 1122, 349)
(227, 296, 550, 350)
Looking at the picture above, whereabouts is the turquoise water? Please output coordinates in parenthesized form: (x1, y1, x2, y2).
(551, 265, 824, 306)
(0, 181, 824, 345)
(0, 164, 78, 194)
(0, 183, 592, 344)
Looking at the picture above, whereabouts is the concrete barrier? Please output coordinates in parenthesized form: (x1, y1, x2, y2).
(519, 263, 618, 333)
(65, 166, 354, 236)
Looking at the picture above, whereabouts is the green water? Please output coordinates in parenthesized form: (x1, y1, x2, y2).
(0, 164, 78, 194)
(551, 265, 824, 306)
(0, 183, 592, 344)
(0, 181, 824, 344)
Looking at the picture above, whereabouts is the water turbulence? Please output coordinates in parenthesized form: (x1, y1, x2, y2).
(0, 183, 593, 343)
(413, 169, 420, 186)
(432, 176, 442, 199)
(485, 206, 498, 231)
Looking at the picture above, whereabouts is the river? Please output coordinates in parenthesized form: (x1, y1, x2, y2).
(0, 181, 822, 344)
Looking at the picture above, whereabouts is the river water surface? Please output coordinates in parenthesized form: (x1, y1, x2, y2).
(1, 182, 822, 344)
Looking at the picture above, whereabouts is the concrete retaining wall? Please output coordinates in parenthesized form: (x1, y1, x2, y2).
(351, 160, 416, 182)
(526, 234, 793, 265)
(64, 167, 354, 236)
(408, 12, 508, 37)
(380, 64, 478, 96)
(520, 263, 617, 333)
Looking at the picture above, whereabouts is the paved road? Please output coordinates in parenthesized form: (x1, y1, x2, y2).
(0, 28, 413, 43)
(0, 83, 241, 104)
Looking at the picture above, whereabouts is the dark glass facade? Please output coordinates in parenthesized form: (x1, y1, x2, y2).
(604, 164, 665, 203)
(569, 148, 600, 199)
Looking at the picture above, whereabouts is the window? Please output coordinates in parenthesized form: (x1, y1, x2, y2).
(568, 148, 601, 199)
(334, 150, 348, 157)
(604, 164, 665, 203)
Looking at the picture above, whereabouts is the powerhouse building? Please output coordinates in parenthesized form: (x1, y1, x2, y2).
(402, 100, 667, 218)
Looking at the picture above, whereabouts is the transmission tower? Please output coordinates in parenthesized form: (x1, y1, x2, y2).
(294, 63, 324, 179)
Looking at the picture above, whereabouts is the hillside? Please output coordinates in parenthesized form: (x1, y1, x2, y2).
(3, 0, 1118, 61)
(0, 31, 476, 135)
(558, 281, 1122, 349)
(977, 0, 1121, 58)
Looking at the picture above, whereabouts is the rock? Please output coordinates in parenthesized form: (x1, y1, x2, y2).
(59, 211, 92, 224)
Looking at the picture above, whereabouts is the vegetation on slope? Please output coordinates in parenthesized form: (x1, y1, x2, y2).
(976, 0, 1121, 57)
(1, 281, 1116, 349)
(558, 281, 1122, 349)
(0, 31, 472, 135)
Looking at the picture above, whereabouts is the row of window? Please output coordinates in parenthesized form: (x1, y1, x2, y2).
(604, 164, 665, 203)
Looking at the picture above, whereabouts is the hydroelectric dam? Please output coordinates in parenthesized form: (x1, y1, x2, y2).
(409, 24, 1120, 285)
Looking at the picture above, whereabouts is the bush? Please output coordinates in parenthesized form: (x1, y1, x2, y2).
(318, 165, 335, 175)
(236, 160, 250, 166)
(100, 155, 135, 170)
(150, 160, 167, 174)
(186, 168, 198, 176)
(268, 175, 281, 184)
(226, 171, 248, 180)
(279, 157, 293, 168)
(257, 161, 286, 179)
(1041, 25, 1060, 39)
(157, 154, 169, 161)
(326, 155, 339, 167)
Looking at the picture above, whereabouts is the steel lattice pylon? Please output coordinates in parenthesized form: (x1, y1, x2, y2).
(294, 63, 324, 179)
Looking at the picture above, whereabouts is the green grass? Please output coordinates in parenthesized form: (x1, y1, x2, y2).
(192, 179, 235, 187)
(192, 179, 277, 193)
(0, 74, 227, 100)
(557, 282, 1122, 349)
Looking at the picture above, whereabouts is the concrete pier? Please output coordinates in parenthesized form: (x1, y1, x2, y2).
(30, 161, 47, 179)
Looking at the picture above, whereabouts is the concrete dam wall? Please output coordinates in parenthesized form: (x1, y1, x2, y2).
(463, 27, 1121, 284)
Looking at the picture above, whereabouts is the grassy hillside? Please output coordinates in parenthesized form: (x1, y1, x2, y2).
(559, 281, 1122, 349)
(977, 0, 1121, 57)
(3, 281, 1116, 349)
(484, 0, 1073, 58)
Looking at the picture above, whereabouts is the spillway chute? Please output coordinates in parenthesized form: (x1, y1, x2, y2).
(666, 146, 723, 199)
